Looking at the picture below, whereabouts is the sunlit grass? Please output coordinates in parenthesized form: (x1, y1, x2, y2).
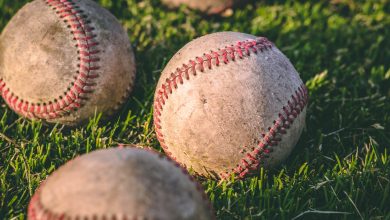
(0, 0, 389, 219)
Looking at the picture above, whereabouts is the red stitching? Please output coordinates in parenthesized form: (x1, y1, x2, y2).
(28, 146, 215, 219)
(154, 38, 273, 163)
(153, 37, 309, 179)
(0, 0, 100, 120)
(226, 85, 309, 179)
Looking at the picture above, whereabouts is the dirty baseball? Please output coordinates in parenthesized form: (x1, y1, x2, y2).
(28, 147, 214, 220)
(0, 0, 136, 126)
(154, 31, 308, 179)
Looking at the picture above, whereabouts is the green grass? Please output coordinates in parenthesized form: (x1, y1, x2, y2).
(1, 0, 389, 219)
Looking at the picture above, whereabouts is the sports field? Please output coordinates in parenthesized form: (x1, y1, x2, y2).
(0, 0, 389, 219)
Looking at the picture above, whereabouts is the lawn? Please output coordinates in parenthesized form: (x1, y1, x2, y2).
(1, 0, 389, 219)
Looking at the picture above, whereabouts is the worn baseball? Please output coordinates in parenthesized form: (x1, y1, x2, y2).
(154, 32, 309, 179)
(28, 147, 213, 220)
(0, 0, 136, 126)
(161, 0, 238, 15)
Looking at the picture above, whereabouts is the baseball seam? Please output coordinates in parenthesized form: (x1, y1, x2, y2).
(153, 37, 309, 179)
(223, 84, 308, 179)
(0, 0, 100, 120)
(28, 146, 215, 219)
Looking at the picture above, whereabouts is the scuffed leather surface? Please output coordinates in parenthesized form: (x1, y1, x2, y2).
(155, 32, 306, 179)
(0, 0, 136, 126)
(34, 148, 212, 220)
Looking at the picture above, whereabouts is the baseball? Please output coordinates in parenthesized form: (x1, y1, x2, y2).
(161, 0, 238, 15)
(154, 32, 309, 179)
(0, 0, 136, 126)
(28, 147, 214, 220)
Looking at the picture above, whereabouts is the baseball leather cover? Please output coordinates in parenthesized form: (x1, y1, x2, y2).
(154, 32, 308, 179)
(0, 0, 136, 126)
(28, 147, 213, 220)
